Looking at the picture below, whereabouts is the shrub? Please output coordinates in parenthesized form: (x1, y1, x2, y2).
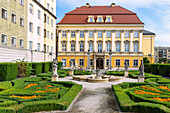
(58, 62, 63, 70)
(144, 63, 151, 73)
(0, 63, 18, 81)
(74, 70, 93, 75)
(150, 64, 159, 74)
(42, 62, 51, 73)
(159, 64, 170, 77)
(31, 63, 43, 75)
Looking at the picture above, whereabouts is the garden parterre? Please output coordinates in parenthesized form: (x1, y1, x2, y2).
(0, 77, 82, 113)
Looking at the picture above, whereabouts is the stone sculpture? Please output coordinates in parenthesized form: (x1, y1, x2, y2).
(52, 58, 59, 81)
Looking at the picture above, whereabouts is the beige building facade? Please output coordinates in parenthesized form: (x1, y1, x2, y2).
(155, 47, 170, 63)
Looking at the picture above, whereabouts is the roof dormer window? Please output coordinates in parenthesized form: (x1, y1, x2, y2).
(88, 16, 94, 22)
(106, 16, 112, 23)
(97, 16, 103, 22)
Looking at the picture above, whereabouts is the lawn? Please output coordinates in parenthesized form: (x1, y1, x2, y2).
(0, 77, 82, 113)
(112, 78, 170, 113)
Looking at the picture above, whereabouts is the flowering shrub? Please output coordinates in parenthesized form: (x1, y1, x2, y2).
(134, 90, 160, 95)
(140, 86, 162, 93)
(24, 83, 38, 89)
(150, 97, 170, 102)
(9, 95, 41, 100)
(158, 86, 170, 91)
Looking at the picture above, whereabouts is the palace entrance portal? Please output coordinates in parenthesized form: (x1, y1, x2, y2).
(96, 58, 103, 69)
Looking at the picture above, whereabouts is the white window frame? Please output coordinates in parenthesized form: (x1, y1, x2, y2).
(80, 43, 84, 52)
(125, 31, 130, 38)
(107, 17, 111, 22)
(51, 33, 53, 40)
(11, 13, 16, 23)
(134, 31, 139, 38)
(106, 59, 109, 66)
(62, 31, 66, 37)
(125, 43, 129, 52)
(116, 44, 120, 52)
(37, 26, 41, 36)
(47, 31, 49, 38)
(134, 43, 139, 53)
(20, 18, 24, 26)
(79, 59, 84, 66)
(106, 43, 111, 52)
(30, 4, 33, 14)
(107, 31, 111, 38)
(116, 59, 120, 67)
(133, 59, 138, 67)
(71, 43, 75, 52)
(98, 17, 102, 22)
(11, 37, 16, 46)
(62, 43, 66, 52)
(38, 10, 41, 19)
(51, 19, 53, 27)
(80, 31, 84, 38)
(1, 8, 7, 19)
(29, 22, 33, 32)
(98, 43, 102, 53)
(124, 59, 130, 67)
(89, 31, 93, 38)
(1, 34, 7, 44)
(29, 41, 33, 50)
(98, 31, 102, 38)
(89, 17, 93, 22)
(70, 59, 75, 66)
(19, 39, 24, 47)
(90, 59, 93, 66)
(89, 44, 93, 52)
(37, 43, 40, 51)
(62, 59, 66, 66)
(71, 31, 75, 37)
(116, 31, 121, 38)
(20, 0, 24, 6)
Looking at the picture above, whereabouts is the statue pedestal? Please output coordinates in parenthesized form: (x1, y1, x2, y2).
(86, 68, 91, 71)
(52, 75, 59, 81)
(95, 76, 102, 79)
(69, 70, 74, 76)
(124, 71, 128, 77)
(138, 76, 145, 82)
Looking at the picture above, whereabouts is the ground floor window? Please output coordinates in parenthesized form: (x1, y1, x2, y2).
(70, 59, 75, 66)
(124, 59, 129, 66)
(116, 59, 120, 67)
(79, 59, 84, 66)
(106, 59, 109, 66)
(133, 59, 138, 67)
(62, 59, 66, 66)
(90, 59, 93, 66)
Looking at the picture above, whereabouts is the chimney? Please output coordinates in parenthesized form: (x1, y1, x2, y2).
(110, 3, 115, 7)
(86, 3, 90, 7)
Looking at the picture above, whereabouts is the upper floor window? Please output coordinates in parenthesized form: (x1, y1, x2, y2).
(47, 31, 49, 38)
(29, 41, 33, 50)
(125, 31, 130, 38)
(89, 17, 93, 22)
(89, 31, 93, 38)
(47, 3, 50, 10)
(51, 19, 53, 27)
(11, 13, 16, 23)
(125, 43, 129, 52)
(107, 17, 111, 22)
(47, 17, 49, 24)
(29, 22, 33, 32)
(51, 33, 53, 40)
(98, 17, 102, 22)
(80, 31, 84, 37)
(20, 39, 24, 47)
(62, 43, 66, 52)
(62, 31, 66, 37)
(71, 31, 75, 37)
(20, 18, 24, 26)
(30, 4, 33, 14)
(89, 44, 93, 52)
(98, 31, 102, 38)
(80, 44, 84, 52)
(47, 45, 49, 52)
(106, 43, 111, 52)
(107, 31, 111, 38)
(37, 26, 41, 35)
(1, 8, 7, 19)
(116, 44, 120, 52)
(116, 31, 120, 38)
(1, 34, 7, 44)
(38, 10, 41, 19)
(37, 43, 40, 51)
(71, 43, 75, 52)
(51, 46, 53, 53)
(134, 43, 139, 53)
(51, 7, 53, 13)
(134, 31, 139, 38)
(20, 0, 24, 5)
(98, 44, 102, 53)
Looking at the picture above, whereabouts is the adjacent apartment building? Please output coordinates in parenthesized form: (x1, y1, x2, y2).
(155, 47, 170, 63)
(0, 0, 56, 62)
(0, 0, 28, 62)
(57, 3, 155, 70)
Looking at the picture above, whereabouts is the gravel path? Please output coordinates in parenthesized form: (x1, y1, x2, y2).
(48, 76, 138, 113)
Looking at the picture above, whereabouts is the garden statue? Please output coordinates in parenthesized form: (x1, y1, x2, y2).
(75, 61, 78, 68)
(124, 61, 129, 77)
(138, 60, 145, 82)
(96, 67, 101, 79)
(116, 66, 120, 71)
(69, 60, 74, 76)
(52, 58, 59, 81)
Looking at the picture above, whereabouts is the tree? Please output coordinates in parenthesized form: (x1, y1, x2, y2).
(159, 58, 167, 63)
(143, 57, 150, 63)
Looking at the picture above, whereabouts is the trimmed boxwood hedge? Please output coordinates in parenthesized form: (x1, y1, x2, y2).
(74, 70, 93, 75)
(0, 63, 18, 81)
(159, 64, 170, 77)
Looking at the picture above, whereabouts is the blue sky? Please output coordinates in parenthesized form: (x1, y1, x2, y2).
(56, 0, 170, 47)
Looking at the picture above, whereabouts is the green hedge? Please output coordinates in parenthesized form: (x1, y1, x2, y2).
(144, 63, 170, 77)
(0, 63, 18, 81)
(31, 63, 43, 75)
(159, 64, 170, 77)
(58, 62, 63, 70)
(42, 62, 51, 73)
(74, 70, 93, 75)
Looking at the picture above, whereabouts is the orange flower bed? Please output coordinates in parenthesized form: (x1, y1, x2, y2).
(24, 83, 38, 89)
(140, 86, 162, 93)
(9, 95, 41, 100)
(35, 88, 60, 93)
(158, 86, 170, 91)
(150, 97, 170, 102)
(43, 85, 53, 88)
(134, 90, 160, 95)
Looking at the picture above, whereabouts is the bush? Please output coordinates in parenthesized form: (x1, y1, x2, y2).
(58, 62, 63, 70)
(144, 63, 151, 73)
(74, 70, 93, 75)
(159, 64, 170, 77)
(42, 62, 51, 73)
(31, 63, 43, 75)
(150, 64, 159, 74)
(0, 63, 18, 81)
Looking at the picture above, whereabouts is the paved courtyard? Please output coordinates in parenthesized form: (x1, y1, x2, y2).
(44, 76, 138, 113)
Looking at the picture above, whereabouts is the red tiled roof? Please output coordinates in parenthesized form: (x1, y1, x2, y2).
(58, 6, 144, 24)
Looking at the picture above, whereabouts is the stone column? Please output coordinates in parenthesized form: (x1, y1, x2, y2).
(112, 30, 115, 52)
(130, 30, 133, 53)
(67, 30, 70, 52)
(104, 56, 106, 69)
(94, 56, 96, 70)
(121, 30, 124, 53)
(139, 30, 143, 53)
(103, 30, 106, 52)
(87, 50, 91, 70)
(76, 30, 79, 52)
(109, 50, 112, 70)
(94, 30, 97, 52)
(85, 30, 88, 52)
(58, 30, 62, 52)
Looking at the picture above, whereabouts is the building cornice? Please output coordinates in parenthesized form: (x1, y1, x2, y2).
(57, 24, 144, 27)
(33, 0, 57, 19)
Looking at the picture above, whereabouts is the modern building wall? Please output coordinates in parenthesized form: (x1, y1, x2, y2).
(155, 47, 170, 63)
(0, 0, 28, 62)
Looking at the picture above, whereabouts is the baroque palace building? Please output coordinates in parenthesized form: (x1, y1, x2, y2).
(0, 0, 56, 62)
(57, 3, 155, 70)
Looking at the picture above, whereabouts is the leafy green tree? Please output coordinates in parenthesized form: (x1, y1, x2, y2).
(159, 58, 167, 63)
(143, 57, 150, 63)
